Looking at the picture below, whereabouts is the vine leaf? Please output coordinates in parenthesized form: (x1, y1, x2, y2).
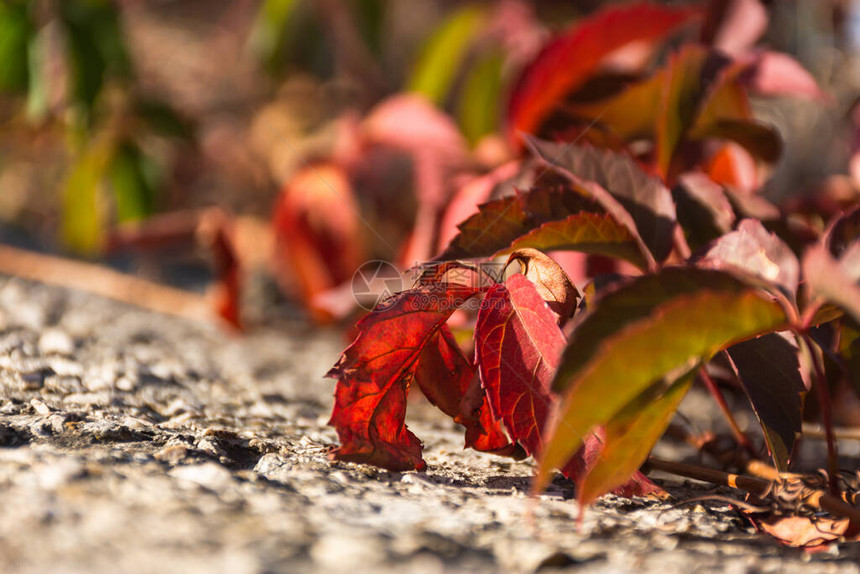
(327, 283, 485, 471)
(525, 138, 676, 264)
(438, 185, 601, 261)
(700, 218, 800, 306)
(725, 332, 808, 471)
(578, 374, 693, 505)
(506, 2, 701, 145)
(475, 272, 659, 495)
(504, 213, 649, 271)
(475, 273, 565, 458)
(553, 268, 760, 393)
(506, 248, 580, 327)
(803, 242, 860, 325)
(536, 269, 788, 494)
(415, 326, 515, 455)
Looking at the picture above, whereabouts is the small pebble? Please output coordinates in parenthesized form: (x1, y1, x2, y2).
(38, 329, 75, 356)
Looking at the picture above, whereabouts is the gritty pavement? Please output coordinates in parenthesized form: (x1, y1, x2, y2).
(0, 275, 858, 573)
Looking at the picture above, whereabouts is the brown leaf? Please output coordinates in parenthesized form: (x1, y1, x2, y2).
(506, 248, 580, 326)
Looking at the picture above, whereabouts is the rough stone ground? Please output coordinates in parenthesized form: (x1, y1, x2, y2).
(1, 275, 859, 574)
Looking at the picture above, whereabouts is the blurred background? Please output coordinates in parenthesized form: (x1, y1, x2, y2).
(1, 0, 859, 329)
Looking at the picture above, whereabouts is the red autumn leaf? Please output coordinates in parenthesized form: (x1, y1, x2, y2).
(272, 163, 366, 321)
(475, 273, 566, 457)
(506, 3, 701, 146)
(327, 283, 482, 471)
(475, 273, 660, 495)
(414, 325, 515, 455)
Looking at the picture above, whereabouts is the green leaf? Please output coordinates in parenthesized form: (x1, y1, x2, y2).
(408, 5, 486, 104)
(457, 50, 504, 145)
(535, 270, 787, 494)
(0, 1, 34, 93)
(657, 46, 710, 179)
(438, 185, 602, 260)
(108, 141, 159, 223)
(60, 0, 131, 120)
(554, 268, 750, 394)
(250, 0, 300, 74)
(578, 373, 693, 505)
(62, 145, 109, 254)
(500, 212, 649, 270)
(25, 27, 49, 121)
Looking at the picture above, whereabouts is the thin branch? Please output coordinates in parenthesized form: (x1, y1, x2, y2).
(646, 457, 860, 526)
(0, 244, 215, 323)
(802, 334, 840, 496)
(697, 366, 757, 457)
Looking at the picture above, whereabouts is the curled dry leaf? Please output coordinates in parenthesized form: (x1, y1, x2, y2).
(506, 248, 580, 326)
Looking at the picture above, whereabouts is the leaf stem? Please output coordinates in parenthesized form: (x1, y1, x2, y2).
(697, 366, 756, 457)
(803, 334, 840, 496)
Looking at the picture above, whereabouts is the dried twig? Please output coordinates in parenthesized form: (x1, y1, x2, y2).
(0, 243, 214, 322)
(646, 457, 860, 525)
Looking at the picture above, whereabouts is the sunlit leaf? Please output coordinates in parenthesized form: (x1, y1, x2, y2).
(475, 274, 566, 458)
(553, 268, 765, 393)
(700, 218, 799, 305)
(438, 185, 602, 260)
(524, 138, 676, 264)
(536, 270, 787, 493)
(327, 283, 484, 471)
(62, 145, 109, 255)
(578, 373, 693, 505)
(502, 212, 648, 271)
(507, 3, 701, 145)
(804, 242, 860, 325)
